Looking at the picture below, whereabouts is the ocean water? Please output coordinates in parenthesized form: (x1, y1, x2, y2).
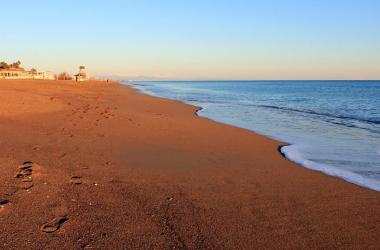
(126, 80, 380, 192)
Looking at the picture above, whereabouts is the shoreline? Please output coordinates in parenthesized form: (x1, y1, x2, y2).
(0, 79, 379, 249)
(195, 106, 293, 178)
(127, 81, 380, 192)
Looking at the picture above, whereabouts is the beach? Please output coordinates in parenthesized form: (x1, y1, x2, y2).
(0, 80, 379, 249)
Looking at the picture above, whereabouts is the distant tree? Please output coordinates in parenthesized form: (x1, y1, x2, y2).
(0, 61, 22, 69)
(0, 61, 9, 69)
(57, 72, 73, 80)
(30, 68, 37, 74)
(10, 61, 21, 68)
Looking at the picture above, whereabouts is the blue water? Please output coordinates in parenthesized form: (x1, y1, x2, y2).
(126, 80, 380, 191)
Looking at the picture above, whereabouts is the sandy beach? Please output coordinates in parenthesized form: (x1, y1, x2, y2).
(0, 79, 379, 249)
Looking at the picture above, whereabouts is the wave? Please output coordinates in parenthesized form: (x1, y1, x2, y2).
(280, 145, 380, 192)
(258, 105, 380, 125)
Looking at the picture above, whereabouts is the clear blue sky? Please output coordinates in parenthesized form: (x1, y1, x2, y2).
(2, 0, 380, 80)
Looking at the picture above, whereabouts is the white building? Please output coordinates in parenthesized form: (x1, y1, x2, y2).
(0, 68, 29, 79)
(0, 68, 55, 80)
(30, 70, 55, 80)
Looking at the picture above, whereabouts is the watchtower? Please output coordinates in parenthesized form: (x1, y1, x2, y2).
(79, 66, 86, 78)
(75, 66, 89, 82)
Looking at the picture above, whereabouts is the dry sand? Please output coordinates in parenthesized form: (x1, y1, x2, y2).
(0, 79, 379, 249)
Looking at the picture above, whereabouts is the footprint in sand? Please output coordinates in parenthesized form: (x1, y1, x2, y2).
(3, 161, 38, 207)
(40, 216, 69, 233)
(0, 199, 9, 212)
(14, 161, 38, 190)
(70, 176, 82, 185)
(15, 162, 33, 179)
(0, 199, 9, 205)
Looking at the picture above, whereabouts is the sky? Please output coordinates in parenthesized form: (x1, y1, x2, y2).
(1, 0, 380, 80)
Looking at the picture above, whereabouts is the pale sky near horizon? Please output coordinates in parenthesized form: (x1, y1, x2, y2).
(1, 0, 380, 80)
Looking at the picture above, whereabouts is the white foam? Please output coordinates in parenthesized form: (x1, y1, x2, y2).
(281, 145, 380, 192)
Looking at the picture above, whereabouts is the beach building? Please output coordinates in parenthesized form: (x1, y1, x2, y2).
(0, 68, 29, 79)
(0, 68, 55, 80)
(74, 66, 89, 82)
(29, 70, 55, 80)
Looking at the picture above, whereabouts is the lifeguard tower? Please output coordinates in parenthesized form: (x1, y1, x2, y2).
(75, 66, 89, 82)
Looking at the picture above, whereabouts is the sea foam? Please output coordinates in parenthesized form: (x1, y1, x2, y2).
(281, 145, 380, 191)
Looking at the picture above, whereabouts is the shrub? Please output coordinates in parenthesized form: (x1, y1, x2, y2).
(57, 72, 73, 80)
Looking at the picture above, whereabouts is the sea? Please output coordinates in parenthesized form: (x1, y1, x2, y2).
(126, 80, 380, 192)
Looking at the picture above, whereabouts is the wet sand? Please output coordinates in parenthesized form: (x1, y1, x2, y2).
(0, 79, 379, 249)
